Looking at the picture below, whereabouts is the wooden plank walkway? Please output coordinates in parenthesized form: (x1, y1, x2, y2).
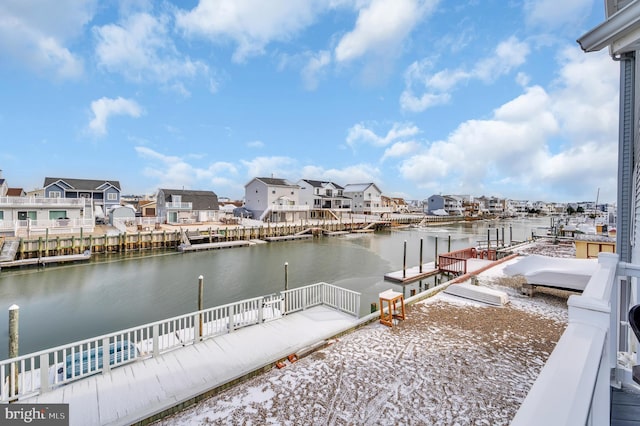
(611, 387, 640, 425)
(384, 262, 439, 283)
(22, 306, 360, 426)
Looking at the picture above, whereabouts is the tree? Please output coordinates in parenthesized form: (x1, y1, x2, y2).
(566, 205, 576, 215)
(576, 206, 584, 213)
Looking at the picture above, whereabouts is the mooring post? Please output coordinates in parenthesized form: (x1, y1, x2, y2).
(419, 238, 423, 273)
(403, 240, 407, 278)
(198, 275, 204, 339)
(9, 304, 19, 398)
(487, 229, 490, 251)
(510, 225, 513, 245)
(284, 262, 289, 291)
(434, 238, 438, 268)
(448, 235, 451, 252)
(495, 228, 499, 251)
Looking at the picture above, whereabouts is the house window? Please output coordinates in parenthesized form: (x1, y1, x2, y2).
(0, 211, 3, 220)
(172, 195, 182, 203)
(107, 192, 118, 201)
(49, 210, 68, 219)
(18, 211, 37, 220)
(49, 191, 61, 198)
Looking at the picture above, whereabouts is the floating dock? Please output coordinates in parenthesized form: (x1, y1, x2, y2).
(178, 241, 251, 252)
(264, 235, 313, 242)
(0, 252, 92, 268)
(384, 262, 439, 283)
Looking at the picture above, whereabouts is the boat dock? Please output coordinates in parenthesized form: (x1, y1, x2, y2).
(0, 252, 91, 268)
(178, 241, 252, 252)
(17, 305, 361, 426)
(264, 235, 313, 242)
(384, 262, 439, 283)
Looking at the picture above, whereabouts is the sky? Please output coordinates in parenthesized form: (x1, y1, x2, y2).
(0, 0, 620, 203)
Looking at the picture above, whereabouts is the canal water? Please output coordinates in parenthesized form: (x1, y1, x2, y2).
(0, 217, 550, 359)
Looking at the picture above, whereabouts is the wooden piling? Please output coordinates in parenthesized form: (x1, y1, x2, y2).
(198, 275, 204, 339)
(8, 304, 19, 397)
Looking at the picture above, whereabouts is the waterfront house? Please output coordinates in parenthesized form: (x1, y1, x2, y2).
(297, 179, 351, 220)
(0, 172, 7, 196)
(426, 194, 464, 216)
(343, 183, 389, 215)
(43, 177, 121, 220)
(156, 189, 219, 224)
(244, 177, 309, 222)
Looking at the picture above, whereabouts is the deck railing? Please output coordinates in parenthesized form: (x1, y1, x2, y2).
(512, 253, 639, 425)
(0, 197, 87, 208)
(0, 283, 360, 401)
(282, 282, 361, 317)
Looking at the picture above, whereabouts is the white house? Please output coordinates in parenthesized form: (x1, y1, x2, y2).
(156, 189, 219, 224)
(297, 179, 351, 219)
(343, 183, 389, 215)
(244, 177, 309, 222)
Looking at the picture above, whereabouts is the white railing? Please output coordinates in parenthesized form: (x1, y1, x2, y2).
(14, 218, 95, 235)
(512, 253, 626, 425)
(0, 283, 360, 401)
(269, 205, 310, 212)
(0, 197, 87, 208)
(282, 282, 361, 318)
(165, 202, 192, 210)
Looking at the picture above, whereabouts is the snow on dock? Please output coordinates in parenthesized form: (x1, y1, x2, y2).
(384, 261, 439, 283)
(444, 281, 509, 306)
(177, 240, 251, 252)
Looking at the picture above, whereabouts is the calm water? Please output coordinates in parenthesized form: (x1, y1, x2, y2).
(0, 217, 550, 359)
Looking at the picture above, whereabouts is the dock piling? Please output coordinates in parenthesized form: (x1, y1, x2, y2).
(403, 240, 407, 278)
(419, 238, 423, 273)
(198, 275, 204, 339)
(8, 304, 19, 398)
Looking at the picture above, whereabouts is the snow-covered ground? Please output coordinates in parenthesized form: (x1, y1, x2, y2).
(155, 242, 572, 425)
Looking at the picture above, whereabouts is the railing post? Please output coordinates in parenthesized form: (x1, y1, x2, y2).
(302, 287, 307, 310)
(40, 354, 50, 393)
(152, 324, 159, 356)
(102, 337, 111, 373)
(228, 306, 234, 332)
(258, 297, 264, 323)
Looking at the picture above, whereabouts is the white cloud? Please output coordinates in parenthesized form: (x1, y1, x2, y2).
(524, 0, 592, 30)
(94, 12, 209, 91)
(334, 0, 437, 63)
(240, 156, 298, 180)
(0, 0, 93, 79)
(398, 47, 618, 202)
(302, 50, 332, 90)
(400, 36, 530, 112)
(300, 164, 381, 184)
(381, 141, 421, 161)
(346, 122, 420, 148)
(247, 140, 265, 149)
(175, 1, 322, 63)
(135, 146, 240, 194)
(88, 97, 142, 136)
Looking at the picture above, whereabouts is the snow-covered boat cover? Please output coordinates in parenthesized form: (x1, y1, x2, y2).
(503, 254, 598, 291)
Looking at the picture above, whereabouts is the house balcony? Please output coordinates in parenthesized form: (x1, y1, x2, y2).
(269, 204, 310, 212)
(165, 202, 193, 210)
(512, 253, 640, 425)
(0, 196, 87, 208)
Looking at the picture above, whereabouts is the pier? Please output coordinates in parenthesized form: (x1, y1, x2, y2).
(0, 283, 362, 425)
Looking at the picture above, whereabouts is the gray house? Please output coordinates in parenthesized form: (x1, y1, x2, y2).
(43, 177, 121, 220)
(156, 189, 219, 224)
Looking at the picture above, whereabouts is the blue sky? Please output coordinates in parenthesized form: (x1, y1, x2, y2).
(0, 0, 619, 203)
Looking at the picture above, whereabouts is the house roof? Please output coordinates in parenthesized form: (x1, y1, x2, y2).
(343, 183, 380, 193)
(6, 188, 24, 196)
(300, 179, 344, 190)
(43, 177, 121, 191)
(254, 177, 299, 187)
(160, 189, 219, 211)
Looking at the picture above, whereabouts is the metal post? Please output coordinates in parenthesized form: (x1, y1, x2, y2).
(198, 275, 204, 339)
(510, 225, 513, 244)
(284, 262, 288, 291)
(9, 304, 19, 398)
(487, 229, 490, 251)
(403, 240, 407, 278)
(419, 238, 423, 273)
(448, 235, 451, 252)
(434, 237, 438, 268)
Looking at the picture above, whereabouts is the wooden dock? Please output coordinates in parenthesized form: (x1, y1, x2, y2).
(178, 241, 252, 252)
(384, 262, 439, 283)
(264, 235, 313, 242)
(0, 252, 91, 268)
(21, 306, 360, 426)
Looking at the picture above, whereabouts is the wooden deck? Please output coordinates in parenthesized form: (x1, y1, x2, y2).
(384, 262, 439, 283)
(21, 306, 361, 426)
(611, 387, 640, 425)
(177, 240, 251, 252)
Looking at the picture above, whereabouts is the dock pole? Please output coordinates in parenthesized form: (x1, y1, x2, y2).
(448, 235, 451, 252)
(198, 275, 204, 339)
(419, 238, 423, 273)
(434, 238, 438, 268)
(9, 304, 19, 398)
(284, 262, 288, 291)
(403, 241, 407, 278)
